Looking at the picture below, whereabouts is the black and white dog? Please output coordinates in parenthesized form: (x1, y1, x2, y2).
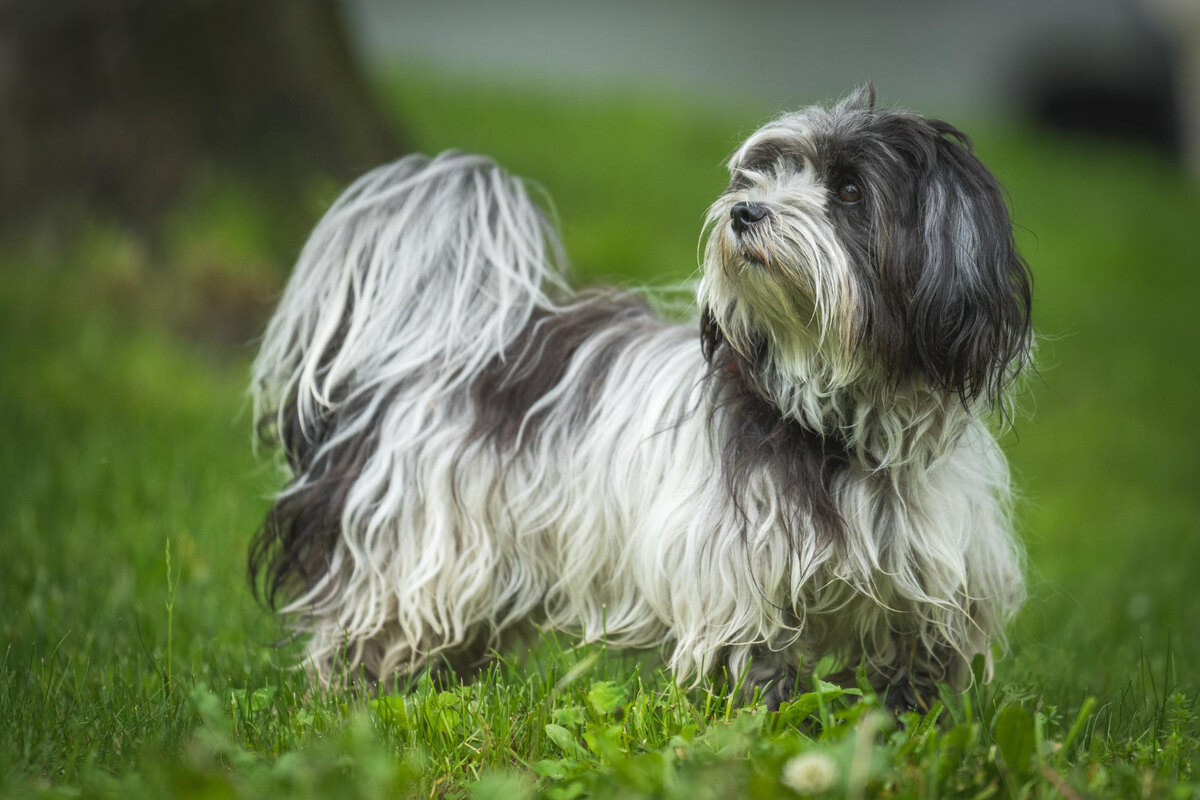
(251, 85, 1032, 710)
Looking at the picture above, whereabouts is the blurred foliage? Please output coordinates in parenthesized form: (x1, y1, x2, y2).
(1, 70, 1198, 797)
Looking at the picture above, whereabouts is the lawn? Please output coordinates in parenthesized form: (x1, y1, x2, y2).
(2, 73, 1198, 798)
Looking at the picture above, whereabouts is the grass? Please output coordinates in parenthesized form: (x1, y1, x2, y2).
(2, 71, 1199, 798)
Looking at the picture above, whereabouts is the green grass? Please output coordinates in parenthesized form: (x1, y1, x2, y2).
(2, 72, 1199, 798)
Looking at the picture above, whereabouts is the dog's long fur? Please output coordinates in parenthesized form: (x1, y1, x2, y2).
(251, 87, 1031, 708)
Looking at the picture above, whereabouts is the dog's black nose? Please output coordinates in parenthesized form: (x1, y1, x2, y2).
(730, 201, 767, 233)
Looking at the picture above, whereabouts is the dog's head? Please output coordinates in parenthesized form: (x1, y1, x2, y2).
(700, 85, 1032, 409)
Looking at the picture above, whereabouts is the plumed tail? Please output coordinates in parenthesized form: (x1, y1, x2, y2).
(254, 151, 567, 465)
(251, 151, 566, 608)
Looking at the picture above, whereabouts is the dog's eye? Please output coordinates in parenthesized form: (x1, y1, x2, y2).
(836, 182, 862, 204)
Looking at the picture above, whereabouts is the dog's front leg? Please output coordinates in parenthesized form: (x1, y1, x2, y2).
(743, 650, 803, 711)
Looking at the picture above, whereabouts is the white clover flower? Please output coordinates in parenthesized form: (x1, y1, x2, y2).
(781, 751, 838, 795)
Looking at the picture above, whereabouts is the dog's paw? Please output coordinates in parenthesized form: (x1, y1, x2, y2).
(747, 665, 802, 712)
(880, 675, 939, 715)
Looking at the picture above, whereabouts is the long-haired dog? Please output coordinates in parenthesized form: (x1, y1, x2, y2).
(250, 85, 1032, 710)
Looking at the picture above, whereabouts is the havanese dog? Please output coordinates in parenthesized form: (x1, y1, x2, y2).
(250, 84, 1031, 711)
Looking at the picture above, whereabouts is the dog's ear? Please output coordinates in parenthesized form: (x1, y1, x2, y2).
(839, 82, 876, 113)
(909, 122, 1032, 407)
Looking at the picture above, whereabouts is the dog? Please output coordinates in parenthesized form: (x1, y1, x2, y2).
(250, 85, 1032, 710)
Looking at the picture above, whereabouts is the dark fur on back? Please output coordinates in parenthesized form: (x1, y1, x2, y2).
(470, 293, 655, 448)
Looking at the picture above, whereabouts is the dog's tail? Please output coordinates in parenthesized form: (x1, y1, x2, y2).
(251, 151, 566, 608)
(254, 151, 566, 463)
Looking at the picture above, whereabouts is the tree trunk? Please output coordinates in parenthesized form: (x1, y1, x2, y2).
(0, 0, 403, 232)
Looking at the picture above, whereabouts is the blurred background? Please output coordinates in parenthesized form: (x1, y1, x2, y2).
(2, 0, 1198, 748)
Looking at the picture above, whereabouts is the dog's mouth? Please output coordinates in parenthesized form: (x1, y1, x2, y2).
(728, 223, 772, 270)
(737, 241, 769, 267)
(723, 225, 823, 309)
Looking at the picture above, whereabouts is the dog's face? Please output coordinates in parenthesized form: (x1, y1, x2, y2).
(701, 85, 1032, 407)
